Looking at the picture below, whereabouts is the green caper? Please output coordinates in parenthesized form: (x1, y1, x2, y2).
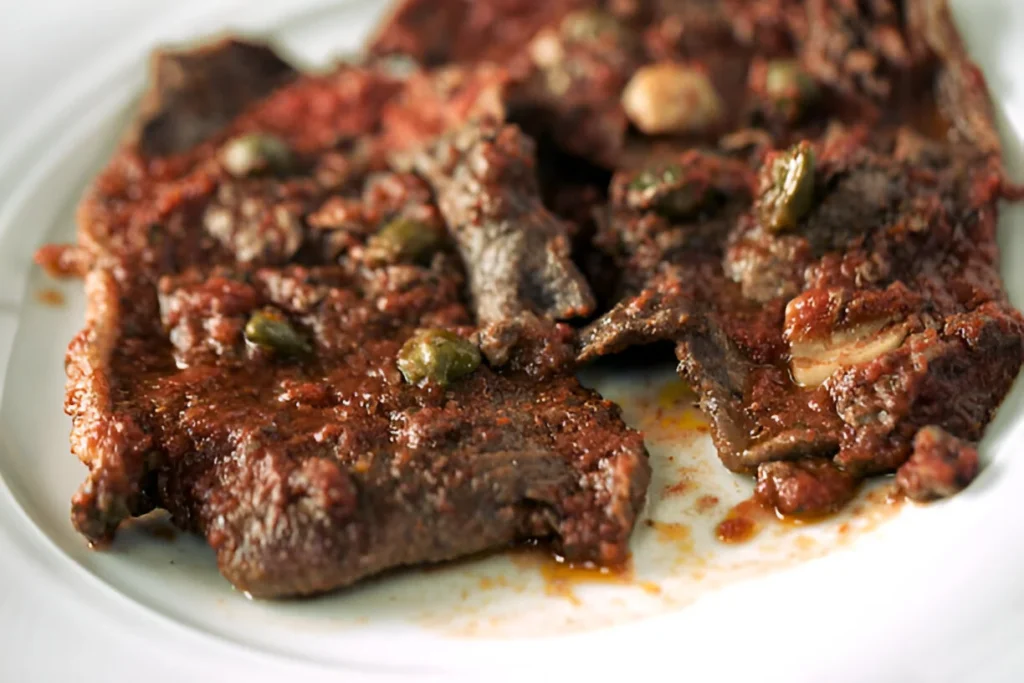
(375, 53, 420, 79)
(365, 217, 441, 265)
(759, 141, 816, 233)
(244, 308, 311, 357)
(397, 329, 481, 387)
(764, 60, 819, 121)
(628, 165, 682, 193)
(221, 133, 293, 177)
(561, 8, 627, 43)
(626, 164, 708, 218)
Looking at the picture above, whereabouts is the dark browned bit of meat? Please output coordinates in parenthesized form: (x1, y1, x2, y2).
(577, 266, 698, 364)
(754, 458, 859, 516)
(509, 7, 645, 168)
(595, 149, 756, 297)
(133, 39, 298, 158)
(577, 149, 757, 363)
(896, 425, 979, 502)
(367, 0, 589, 66)
(799, 0, 916, 104)
(408, 120, 596, 370)
(828, 304, 1024, 475)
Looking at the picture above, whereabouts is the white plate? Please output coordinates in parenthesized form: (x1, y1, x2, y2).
(3, 1, 1024, 681)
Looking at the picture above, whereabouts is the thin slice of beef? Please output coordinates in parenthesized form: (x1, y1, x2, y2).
(77, 58, 508, 275)
(896, 425, 979, 502)
(577, 266, 698, 364)
(54, 38, 652, 598)
(69, 261, 649, 597)
(134, 38, 297, 158)
(581, 111, 1022, 482)
(408, 121, 596, 370)
(676, 316, 843, 473)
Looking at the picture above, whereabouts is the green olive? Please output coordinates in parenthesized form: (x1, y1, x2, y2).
(366, 217, 440, 265)
(221, 133, 294, 177)
(764, 60, 819, 120)
(244, 308, 311, 357)
(397, 329, 481, 387)
(759, 141, 816, 233)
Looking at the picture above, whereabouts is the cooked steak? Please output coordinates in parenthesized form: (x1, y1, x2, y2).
(569, 0, 1023, 514)
(38, 0, 1024, 599)
(69, 259, 648, 597)
(48, 38, 649, 598)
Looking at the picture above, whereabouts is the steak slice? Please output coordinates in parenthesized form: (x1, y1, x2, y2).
(61, 51, 508, 277)
(49, 38, 650, 597)
(408, 121, 596, 371)
(68, 261, 648, 597)
(686, 133, 1022, 479)
(134, 38, 298, 158)
(676, 316, 843, 474)
(573, 1, 1024, 504)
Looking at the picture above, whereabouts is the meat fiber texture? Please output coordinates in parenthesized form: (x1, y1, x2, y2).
(371, 0, 1024, 514)
(37, 0, 1024, 600)
(45, 38, 649, 598)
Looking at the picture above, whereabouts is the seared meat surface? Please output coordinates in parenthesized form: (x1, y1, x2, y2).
(48, 37, 649, 598)
(36, 0, 1024, 598)
(71, 260, 647, 597)
(754, 459, 859, 516)
(561, 0, 1021, 513)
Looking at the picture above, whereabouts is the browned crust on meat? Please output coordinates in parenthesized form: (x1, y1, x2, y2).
(66, 271, 154, 543)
